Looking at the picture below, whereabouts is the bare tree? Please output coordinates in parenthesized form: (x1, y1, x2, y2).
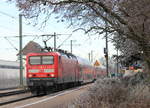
(112, 33, 141, 65)
(10, 0, 150, 71)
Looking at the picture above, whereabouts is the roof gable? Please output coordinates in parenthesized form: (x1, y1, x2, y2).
(18, 41, 43, 55)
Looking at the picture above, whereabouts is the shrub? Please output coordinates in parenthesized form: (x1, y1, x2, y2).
(67, 76, 150, 108)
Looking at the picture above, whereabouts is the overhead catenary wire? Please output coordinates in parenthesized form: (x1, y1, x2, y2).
(0, 33, 73, 50)
(4, 37, 18, 51)
(42, 34, 54, 44)
(0, 34, 53, 38)
(0, 10, 82, 52)
(0, 10, 44, 34)
(57, 34, 72, 48)
(0, 10, 16, 19)
(0, 10, 75, 48)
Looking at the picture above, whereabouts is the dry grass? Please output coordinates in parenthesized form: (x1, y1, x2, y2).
(62, 74, 150, 108)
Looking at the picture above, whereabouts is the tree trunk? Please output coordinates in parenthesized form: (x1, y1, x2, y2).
(143, 54, 150, 73)
(146, 60, 150, 72)
(140, 41, 150, 73)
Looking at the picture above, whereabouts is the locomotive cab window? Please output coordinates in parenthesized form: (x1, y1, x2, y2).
(29, 56, 54, 65)
(29, 56, 41, 65)
(42, 56, 54, 65)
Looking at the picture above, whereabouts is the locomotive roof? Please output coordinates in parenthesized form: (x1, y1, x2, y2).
(59, 52, 76, 59)
(27, 51, 76, 59)
(58, 53, 92, 66)
(27, 51, 91, 65)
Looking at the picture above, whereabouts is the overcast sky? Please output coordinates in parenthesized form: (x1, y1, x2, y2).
(0, 0, 116, 62)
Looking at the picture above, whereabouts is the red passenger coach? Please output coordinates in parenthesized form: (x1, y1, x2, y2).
(77, 57, 96, 83)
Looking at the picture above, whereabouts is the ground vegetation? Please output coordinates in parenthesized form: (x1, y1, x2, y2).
(64, 73, 150, 108)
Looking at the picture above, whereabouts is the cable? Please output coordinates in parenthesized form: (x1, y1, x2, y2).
(0, 10, 16, 19)
(0, 10, 44, 34)
(42, 34, 53, 42)
(4, 37, 18, 51)
(57, 34, 72, 48)
(0, 35, 41, 38)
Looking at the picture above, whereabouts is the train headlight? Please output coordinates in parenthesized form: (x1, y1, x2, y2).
(28, 69, 39, 73)
(51, 74, 55, 77)
(28, 74, 32, 78)
(44, 69, 54, 73)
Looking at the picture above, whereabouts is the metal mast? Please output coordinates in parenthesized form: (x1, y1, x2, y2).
(19, 14, 23, 86)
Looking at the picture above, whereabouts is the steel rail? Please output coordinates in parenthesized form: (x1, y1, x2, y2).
(0, 95, 35, 106)
(0, 89, 30, 97)
(0, 82, 93, 106)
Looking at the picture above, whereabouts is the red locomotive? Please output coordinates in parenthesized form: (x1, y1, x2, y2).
(26, 51, 106, 94)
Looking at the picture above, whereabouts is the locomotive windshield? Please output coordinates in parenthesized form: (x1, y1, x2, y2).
(29, 56, 40, 65)
(29, 56, 54, 65)
(42, 56, 54, 64)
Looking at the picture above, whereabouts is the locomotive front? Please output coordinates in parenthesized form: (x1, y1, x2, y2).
(26, 52, 59, 94)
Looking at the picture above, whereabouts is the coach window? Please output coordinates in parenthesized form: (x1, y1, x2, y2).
(42, 56, 54, 65)
(29, 56, 41, 65)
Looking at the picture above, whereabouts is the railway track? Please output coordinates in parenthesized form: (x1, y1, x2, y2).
(0, 88, 66, 107)
(0, 83, 92, 107)
(0, 89, 32, 106)
(0, 89, 30, 97)
(0, 95, 35, 106)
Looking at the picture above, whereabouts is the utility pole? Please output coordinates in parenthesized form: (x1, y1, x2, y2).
(91, 50, 93, 63)
(70, 40, 78, 53)
(54, 32, 56, 51)
(88, 53, 91, 62)
(19, 14, 23, 87)
(71, 40, 73, 53)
